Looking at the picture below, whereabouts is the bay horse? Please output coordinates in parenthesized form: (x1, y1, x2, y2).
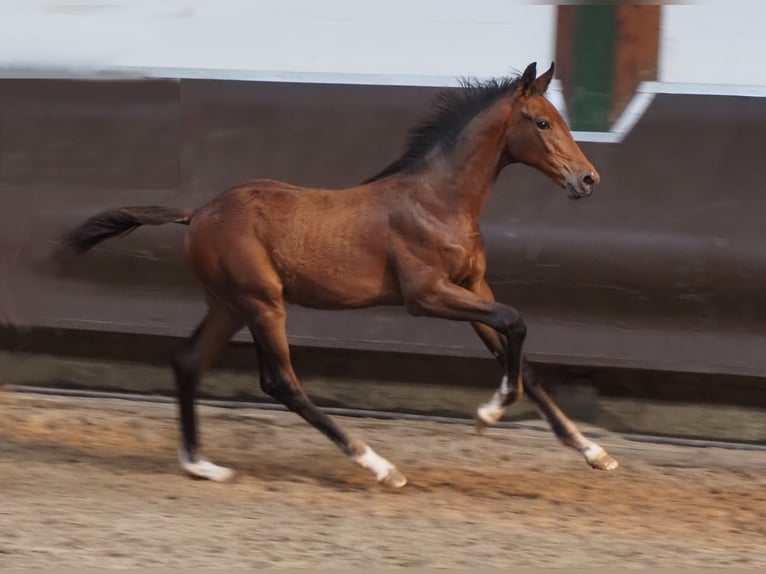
(65, 62, 617, 488)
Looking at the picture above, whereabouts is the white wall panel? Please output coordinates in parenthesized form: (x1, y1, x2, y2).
(660, 0, 766, 86)
(0, 0, 556, 83)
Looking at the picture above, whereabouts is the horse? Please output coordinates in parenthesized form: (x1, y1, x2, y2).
(64, 62, 616, 488)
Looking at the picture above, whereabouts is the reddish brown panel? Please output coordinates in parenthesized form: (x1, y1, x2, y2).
(611, 5, 661, 124)
(554, 6, 576, 110)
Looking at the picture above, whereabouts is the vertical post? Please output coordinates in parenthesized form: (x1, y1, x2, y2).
(570, 5, 617, 132)
(556, 5, 660, 133)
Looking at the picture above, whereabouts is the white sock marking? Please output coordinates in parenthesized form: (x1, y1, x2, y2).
(499, 374, 509, 395)
(179, 450, 235, 482)
(477, 375, 509, 425)
(353, 446, 396, 481)
(579, 441, 607, 464)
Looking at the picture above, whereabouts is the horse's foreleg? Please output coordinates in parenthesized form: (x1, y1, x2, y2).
(468, 281, 523, 428)
(470, 321, 529, 427)
(403, 276, 527, 415)
(521, 361, 618, 471)
(474, 345, 618, 470)
(246, 299, 407, 488)
(468, 280, 617, 471)
(407, 277, 618, 471)
(172, 302, 243, 482)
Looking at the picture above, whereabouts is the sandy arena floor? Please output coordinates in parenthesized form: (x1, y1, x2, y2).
(0, 390, 764, 568)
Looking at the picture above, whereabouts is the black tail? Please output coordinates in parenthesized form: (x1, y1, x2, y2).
(64, 205, 193, 254)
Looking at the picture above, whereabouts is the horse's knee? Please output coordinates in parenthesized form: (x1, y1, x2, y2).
(506, 314, 526, 344)
(259, 370, 280, 398)
(259, 369, 296, 402)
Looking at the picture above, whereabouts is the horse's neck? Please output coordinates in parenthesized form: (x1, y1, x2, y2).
(430, 100, 512, 220)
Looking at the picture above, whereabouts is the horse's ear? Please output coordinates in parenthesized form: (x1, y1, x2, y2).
(534, 61, 555, 94)
(520, 62, 537, 95)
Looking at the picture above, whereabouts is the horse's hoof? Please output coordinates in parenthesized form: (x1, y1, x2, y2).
(352, 445, 406, 487)
(181, 459, 236, 482)
(587, 451, 619, 471)
(577, 442, 618, 472)
(474, 414, 489, 435)
(475, 399, 506, 434)
(379, 467, 407, 489)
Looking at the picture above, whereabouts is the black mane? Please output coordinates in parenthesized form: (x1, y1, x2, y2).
(362, 74, 525, 184)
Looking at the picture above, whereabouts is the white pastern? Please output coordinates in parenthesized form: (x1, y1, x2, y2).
(353, 446, 406, 487)
(500, 374, 509, 395)
(579, 441, 606, 464)
(476, 376, 509, 425)
(353, 446, 395, 480)
(179, 450, 235, 482)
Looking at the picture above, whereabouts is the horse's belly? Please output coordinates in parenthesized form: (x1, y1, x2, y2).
(280, 262, 402, 310)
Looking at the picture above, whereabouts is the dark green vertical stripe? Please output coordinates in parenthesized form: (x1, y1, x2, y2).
(571, 5, 616, 132)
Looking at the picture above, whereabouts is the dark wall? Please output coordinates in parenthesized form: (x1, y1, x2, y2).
(2, 78, 766, 376)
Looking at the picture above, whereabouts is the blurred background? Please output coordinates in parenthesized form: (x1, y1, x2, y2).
(1, 0, 765, 442)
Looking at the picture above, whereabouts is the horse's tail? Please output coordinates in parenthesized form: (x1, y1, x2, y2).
(64, 205, 194, 254)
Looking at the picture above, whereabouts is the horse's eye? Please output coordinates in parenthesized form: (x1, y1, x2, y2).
(536, 119, 551, 130)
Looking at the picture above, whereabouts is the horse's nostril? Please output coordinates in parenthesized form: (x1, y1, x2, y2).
(583, 174, 595, 187)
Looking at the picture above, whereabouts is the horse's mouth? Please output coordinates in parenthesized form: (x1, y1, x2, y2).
(566, 182, 592, 200)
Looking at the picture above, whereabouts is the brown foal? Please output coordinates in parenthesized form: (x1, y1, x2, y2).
(65, 62, 617, 488)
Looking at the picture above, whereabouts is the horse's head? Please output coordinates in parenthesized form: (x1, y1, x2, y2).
(506, 62, 600, 199)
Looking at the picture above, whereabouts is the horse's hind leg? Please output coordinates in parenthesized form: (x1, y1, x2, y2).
(172, 301, 244, 481)
(243, 298, 407, 488)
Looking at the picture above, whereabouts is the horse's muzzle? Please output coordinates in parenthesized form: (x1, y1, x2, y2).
(565, 170, 599, 199)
